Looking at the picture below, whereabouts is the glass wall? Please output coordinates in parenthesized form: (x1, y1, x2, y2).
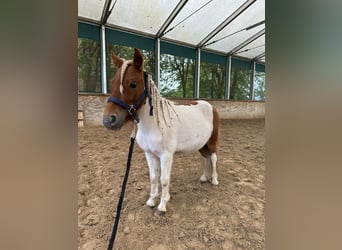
(229, 67, 251, 100)
(78, 38, 101, 92)
(254, 71, 265, 101)
(199, 62, 226, 99)
(160, 53, 194, 98)
(78, 22, 265, 100)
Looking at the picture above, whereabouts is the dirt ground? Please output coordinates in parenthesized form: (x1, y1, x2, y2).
(78, 119, 265, 250)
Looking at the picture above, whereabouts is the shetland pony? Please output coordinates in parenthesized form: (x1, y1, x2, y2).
(103, 49, 219, 214)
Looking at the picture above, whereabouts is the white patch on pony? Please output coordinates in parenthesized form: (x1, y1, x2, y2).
(119, 84, 124, 95)
(120, 60, 133, 95)
(135, 75, 219, 213)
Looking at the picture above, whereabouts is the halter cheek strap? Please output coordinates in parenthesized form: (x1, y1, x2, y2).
(107, 71, 153, 123)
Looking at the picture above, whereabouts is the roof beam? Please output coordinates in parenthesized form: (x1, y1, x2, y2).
(203, 20, 264, 48)
(101, 0, 118, 25)
(229, 28, 265, 55)
(254, 51, 265, 61)
(156, 0, 188, 38)
(197, 0, 256, 48)
(78, 16, 101, 25)
(100, 0, 111, 24)
(257, 56, 265, 62)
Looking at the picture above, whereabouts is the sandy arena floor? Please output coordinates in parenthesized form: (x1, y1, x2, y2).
(78, 119, 265, 250)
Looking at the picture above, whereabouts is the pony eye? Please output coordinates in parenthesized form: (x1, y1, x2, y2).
(129, 81, 137, 88)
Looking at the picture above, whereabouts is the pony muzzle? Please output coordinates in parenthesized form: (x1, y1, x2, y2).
(103, 112, 126, 130)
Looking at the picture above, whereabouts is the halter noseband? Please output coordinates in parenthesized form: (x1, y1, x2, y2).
(107, 71, 153, 123)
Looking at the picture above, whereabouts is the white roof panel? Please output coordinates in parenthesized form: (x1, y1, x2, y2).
(206, 24, 265, 53)
(78, 0, 106, 21)
(107, 0, 180, 35)
(205, 0, 265, 53)
(78, 0, 266, 62)
(163, 0, 246, 45)
(235, 34, 265, 59)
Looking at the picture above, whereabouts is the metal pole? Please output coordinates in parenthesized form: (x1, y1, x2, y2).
(194, 48, 200, 98)
(249, 60, 256, 100)
(100, 25, 107, 94)
(225, 55, 232, 99)
(154, 38, 160, 88)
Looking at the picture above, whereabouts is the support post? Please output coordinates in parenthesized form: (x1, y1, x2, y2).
(100, 25, 107, 94)
(225, 55, 232, 99)
(249, 60, 256, 100)
(154, 38, 160, 88)
(194, 48, 201, 98)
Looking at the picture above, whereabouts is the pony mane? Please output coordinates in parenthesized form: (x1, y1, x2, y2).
(148, 76, 179, 133)
(119, 59, 178, 132)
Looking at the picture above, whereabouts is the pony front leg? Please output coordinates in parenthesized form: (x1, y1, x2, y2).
(145, 152, 160, 208)
(157, 153, 173, 214)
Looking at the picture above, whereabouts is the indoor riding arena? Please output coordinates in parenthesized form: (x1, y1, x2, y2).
(78, 1, 265, 249)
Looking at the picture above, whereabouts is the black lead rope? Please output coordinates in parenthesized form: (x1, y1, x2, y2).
(107, 135, 135, 250)
(107, 72, 153, 249)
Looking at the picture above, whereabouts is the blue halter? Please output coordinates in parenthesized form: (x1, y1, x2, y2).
(107, 71, 153, 123)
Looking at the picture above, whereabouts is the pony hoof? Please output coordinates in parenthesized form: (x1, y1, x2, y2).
(146, 199, 155, 208)
(199, 176, 208, 183)
(212, 179, 219, 185)
(154, 209, 166, 217)
(199, 178, 208, 183)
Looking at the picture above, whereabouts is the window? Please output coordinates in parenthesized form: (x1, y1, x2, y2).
(199, 62, 226, 99)
(160, 54, 194, 98)
(229, 68, 251, 100)
(254, 71, 265, 101)
(78, 38, 101, 92)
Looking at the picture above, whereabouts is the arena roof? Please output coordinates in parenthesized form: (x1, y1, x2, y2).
(78, 0, 265, 64)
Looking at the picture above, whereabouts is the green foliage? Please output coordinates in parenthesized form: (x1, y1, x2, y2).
(160, 54, 194, 98)
(229, 68, 251, 100)
(254, 71, 266, 100)
(78, 38, 265, 100)
(199, 62, 225, 99)
(78, 38, 101, 92)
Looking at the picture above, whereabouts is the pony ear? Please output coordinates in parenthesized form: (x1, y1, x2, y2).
(111, 51, 123, 68)
(133, 48, 143, 71)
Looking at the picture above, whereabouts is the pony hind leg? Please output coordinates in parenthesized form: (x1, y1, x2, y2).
(199, 107, 219, 185)
(198, 150, 219, 185)
(200, 156, 211, 183)
(210, 153, 219, 185)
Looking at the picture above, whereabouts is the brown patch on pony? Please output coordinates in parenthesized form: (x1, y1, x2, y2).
(184, 101, 199, 106)
(199, 107, 219, 158)
(176, 101, 198, 106)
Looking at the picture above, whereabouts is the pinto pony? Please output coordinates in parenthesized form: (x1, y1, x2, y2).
(103, 49, 219, 214)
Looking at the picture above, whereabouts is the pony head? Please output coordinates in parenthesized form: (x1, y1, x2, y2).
(103, 48, 146, 130)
